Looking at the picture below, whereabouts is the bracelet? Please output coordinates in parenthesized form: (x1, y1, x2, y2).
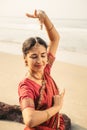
(48, 24, 54, 31)
(46, 110, 50, 120)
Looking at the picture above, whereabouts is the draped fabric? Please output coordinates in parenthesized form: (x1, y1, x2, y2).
(18, 53, 65, 130)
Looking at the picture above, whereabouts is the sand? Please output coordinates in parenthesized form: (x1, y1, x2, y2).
(0, 52, 87, 130)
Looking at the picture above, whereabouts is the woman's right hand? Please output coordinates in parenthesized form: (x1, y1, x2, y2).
(26, 10, 46, 30)
(53, 89, 65, 111)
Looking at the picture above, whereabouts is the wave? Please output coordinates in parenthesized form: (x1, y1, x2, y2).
(0, 17, 87, 58)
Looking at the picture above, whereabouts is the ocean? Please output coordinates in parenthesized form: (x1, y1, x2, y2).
(0, 16, 87, 66)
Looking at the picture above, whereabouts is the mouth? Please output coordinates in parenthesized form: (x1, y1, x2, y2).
(35, 64, 43, 69)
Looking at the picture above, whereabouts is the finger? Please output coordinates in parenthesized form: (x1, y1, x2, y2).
(60, 89, 65, 97)
(53, 95, 60, 99)
(62, 90, 65, 97)
(63, 88, 65, 95)
(35, 10, 41, 18)
(26, 13, 37, 18)
(34, 9, 38, 16)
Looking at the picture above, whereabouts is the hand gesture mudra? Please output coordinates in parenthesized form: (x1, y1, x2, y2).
(53, 89, 65, 111)
(26, 10, 46, 30)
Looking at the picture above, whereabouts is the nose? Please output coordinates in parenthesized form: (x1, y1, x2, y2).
(36, 56, 42, 64)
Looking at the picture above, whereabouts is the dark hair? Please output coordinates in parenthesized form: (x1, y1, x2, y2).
(22, 37, 48, 56)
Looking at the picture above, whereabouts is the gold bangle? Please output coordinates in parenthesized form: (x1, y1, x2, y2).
(46, 110, 50, 120)
(48, 24, 54, 31)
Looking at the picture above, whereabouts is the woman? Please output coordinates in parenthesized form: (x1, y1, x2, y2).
(18, 10, 65, 130)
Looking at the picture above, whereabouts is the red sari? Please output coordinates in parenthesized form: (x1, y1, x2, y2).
(18, 53, 65, 130)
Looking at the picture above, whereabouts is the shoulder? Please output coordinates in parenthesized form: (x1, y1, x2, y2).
(44, 53, 55, 74)
(18, 78, 35, 95)
(18, 78, 36, 102)
(18, 78, 41, 96)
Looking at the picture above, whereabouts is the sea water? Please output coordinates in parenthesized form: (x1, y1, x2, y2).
(0, 16, 87, 66)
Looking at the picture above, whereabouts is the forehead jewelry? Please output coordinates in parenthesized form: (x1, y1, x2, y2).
(35, 37, 38, 43)
(33, 38, 41, 48)
(34, 43, 41, 49)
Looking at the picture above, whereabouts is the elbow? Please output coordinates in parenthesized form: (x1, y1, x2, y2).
(56, 32, 60, 42)
(53, 32, 60, 43)
(23, 116, 34, 128)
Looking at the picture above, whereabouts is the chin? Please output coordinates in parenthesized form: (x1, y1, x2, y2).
(36, 67, 45, 72)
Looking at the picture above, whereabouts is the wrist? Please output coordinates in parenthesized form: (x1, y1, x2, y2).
(45, 110, 50, 120)
(48, 24, 54, 31)
(43, 15, 54, 31)
(53, 105, 60, 112)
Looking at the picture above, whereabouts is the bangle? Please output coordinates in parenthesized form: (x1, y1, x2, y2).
(46, 110, 50, 120)
(48, 24, 54, 31)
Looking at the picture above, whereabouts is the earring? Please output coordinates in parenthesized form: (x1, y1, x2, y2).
(25, 60, 28, 66)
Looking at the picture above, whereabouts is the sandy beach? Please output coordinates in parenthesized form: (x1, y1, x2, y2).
(0, 52, 87, 130)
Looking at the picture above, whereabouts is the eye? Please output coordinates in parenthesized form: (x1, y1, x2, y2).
(41, 54, 47, 58)
(29, 55, 37, 59)
(41, 55, 46, 58)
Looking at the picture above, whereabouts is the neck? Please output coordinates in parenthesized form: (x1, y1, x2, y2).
(29, 71, 43, 80)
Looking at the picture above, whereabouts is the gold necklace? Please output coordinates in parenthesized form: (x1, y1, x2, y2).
(29, 72, 43, 80)
(29, 71, 46, 85)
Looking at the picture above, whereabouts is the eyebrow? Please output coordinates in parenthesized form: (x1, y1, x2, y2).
(41, 52, 47, 55)
(30, 52, 47, 56)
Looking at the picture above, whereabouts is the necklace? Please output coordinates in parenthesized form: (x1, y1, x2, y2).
(29, 72, 43, 80)
(28, 71, 46, 85)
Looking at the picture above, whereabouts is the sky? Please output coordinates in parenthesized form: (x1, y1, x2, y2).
(0, 0, 87, 19)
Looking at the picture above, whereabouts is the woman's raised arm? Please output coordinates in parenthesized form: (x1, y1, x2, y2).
(26, 10, 60, 56)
